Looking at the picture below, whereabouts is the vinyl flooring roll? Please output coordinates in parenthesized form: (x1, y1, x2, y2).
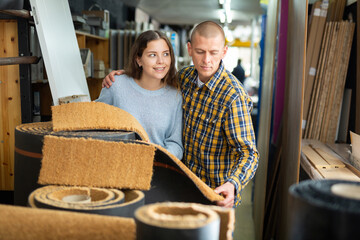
(29, 185, 144, 218)
(288, 179, 360, 240)
(135, 202, 220, 240)
(14, 122, 136, 206)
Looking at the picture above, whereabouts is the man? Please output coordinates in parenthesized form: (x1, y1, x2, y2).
(232, 59, 245, 84)
(103, 21, 259, 208)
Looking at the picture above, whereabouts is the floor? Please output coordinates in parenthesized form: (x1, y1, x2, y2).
(233, 180, 255, 240)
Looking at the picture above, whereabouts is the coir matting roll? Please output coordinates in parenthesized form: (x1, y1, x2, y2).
(51, 101, 149, 141)
(0, 204, 136, 240)
(28, 185, 144, 218)
(14, 121, 138, 206)
(288, 179, 360, 240)
(135, 202, 221, 240)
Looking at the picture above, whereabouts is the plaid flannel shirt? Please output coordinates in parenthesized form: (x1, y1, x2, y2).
(179, 61, 259, 206)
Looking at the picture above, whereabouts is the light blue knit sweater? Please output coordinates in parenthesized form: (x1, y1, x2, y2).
(95, 75, 183, 159)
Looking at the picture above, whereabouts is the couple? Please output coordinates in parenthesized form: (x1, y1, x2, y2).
(97, 21, 259, 208)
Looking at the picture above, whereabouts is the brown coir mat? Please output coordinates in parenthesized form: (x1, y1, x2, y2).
(0, 204, 135, 240)
(51, 102, 149, 141)
(38, 135, 155, 190)
(29, 185, 144, 218)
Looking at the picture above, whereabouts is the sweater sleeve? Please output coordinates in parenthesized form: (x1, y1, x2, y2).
(94, 84, 114, 105)
(163, 94, 184, 160)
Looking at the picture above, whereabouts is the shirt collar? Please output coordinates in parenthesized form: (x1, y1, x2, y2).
(191, 60, 226, 91)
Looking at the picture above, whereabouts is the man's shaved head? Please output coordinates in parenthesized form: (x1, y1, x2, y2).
(190, 21, 225, 46)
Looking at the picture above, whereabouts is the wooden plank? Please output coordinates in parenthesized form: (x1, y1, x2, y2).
(313, 147, 345, 167)
(356, 0, 360, 133)
(305, 22, 332, 138)
(0, 20, 21, 190)
(304, 139, 360, 178)
(302, 145, 331, 168)
(320, 22, 344, 142)
(303, 1, 327, 133)
(253, 0, 280, 239)
(318, 167, 360, 181)
(327, 22, 355, 142)
(300, 152, 325, 180)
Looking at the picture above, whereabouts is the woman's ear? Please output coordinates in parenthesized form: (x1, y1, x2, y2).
(136, 57, 142, 68)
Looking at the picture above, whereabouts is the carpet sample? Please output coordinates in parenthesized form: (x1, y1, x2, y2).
(52, 101, 149, 141)
(38, 135, 155, 190)
(0, 204, 136, 240)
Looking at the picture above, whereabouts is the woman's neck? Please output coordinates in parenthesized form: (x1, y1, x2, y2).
(134, 77, 164, 91)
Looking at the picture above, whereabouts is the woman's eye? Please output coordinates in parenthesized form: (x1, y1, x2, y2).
(164, 52, 169, 57)
(149, 54, 156, 57)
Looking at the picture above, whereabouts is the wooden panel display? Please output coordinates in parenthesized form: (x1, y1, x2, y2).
(279, 0, 307, 239)
(0, 20, 21, 190)
(304, 21, 355, 142)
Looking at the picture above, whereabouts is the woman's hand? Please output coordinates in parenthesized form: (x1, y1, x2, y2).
(102, 70, 125, 88)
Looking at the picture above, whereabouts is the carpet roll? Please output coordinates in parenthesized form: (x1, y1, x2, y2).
(135, 202, 221, 240)
(14, 122, 136, 206)
(288, 179, 360, 240)
(0, 204, 136, 240)
(51, 102, 149, 141)
(29, 185, 144, 218)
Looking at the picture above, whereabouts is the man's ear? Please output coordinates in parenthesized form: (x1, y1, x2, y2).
(187, 42, 192, 57)
(222, 45, 228, 59)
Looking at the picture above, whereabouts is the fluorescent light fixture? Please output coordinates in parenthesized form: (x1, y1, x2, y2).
(220, 12, 226, 23)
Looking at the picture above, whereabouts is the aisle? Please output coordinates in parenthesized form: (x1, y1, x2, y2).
(234, 180, 255, 240)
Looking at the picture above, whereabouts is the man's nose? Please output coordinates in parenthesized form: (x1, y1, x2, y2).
(203, 52, 211, 63)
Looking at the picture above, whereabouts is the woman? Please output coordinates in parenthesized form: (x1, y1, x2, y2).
(96, 30, 183, 159)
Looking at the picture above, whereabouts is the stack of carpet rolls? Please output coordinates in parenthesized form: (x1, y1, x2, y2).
(288, 179, 360, 240)
(0, 201, 234, 240)
(10, 102, 235, 239)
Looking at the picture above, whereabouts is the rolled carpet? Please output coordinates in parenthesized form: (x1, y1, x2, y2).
(135, 202, 220, 240)
(288, 179, 360, 240)
(51, 101, 149, 141)
(29, 185, 144, 218)
(0, 204, 136, 240)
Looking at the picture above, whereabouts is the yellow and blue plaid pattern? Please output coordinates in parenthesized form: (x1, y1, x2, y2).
(179, 61, 259, 206)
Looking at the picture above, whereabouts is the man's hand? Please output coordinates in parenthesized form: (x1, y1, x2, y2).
(214, 182, 235, 208)
(102, 70, 125, 88)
